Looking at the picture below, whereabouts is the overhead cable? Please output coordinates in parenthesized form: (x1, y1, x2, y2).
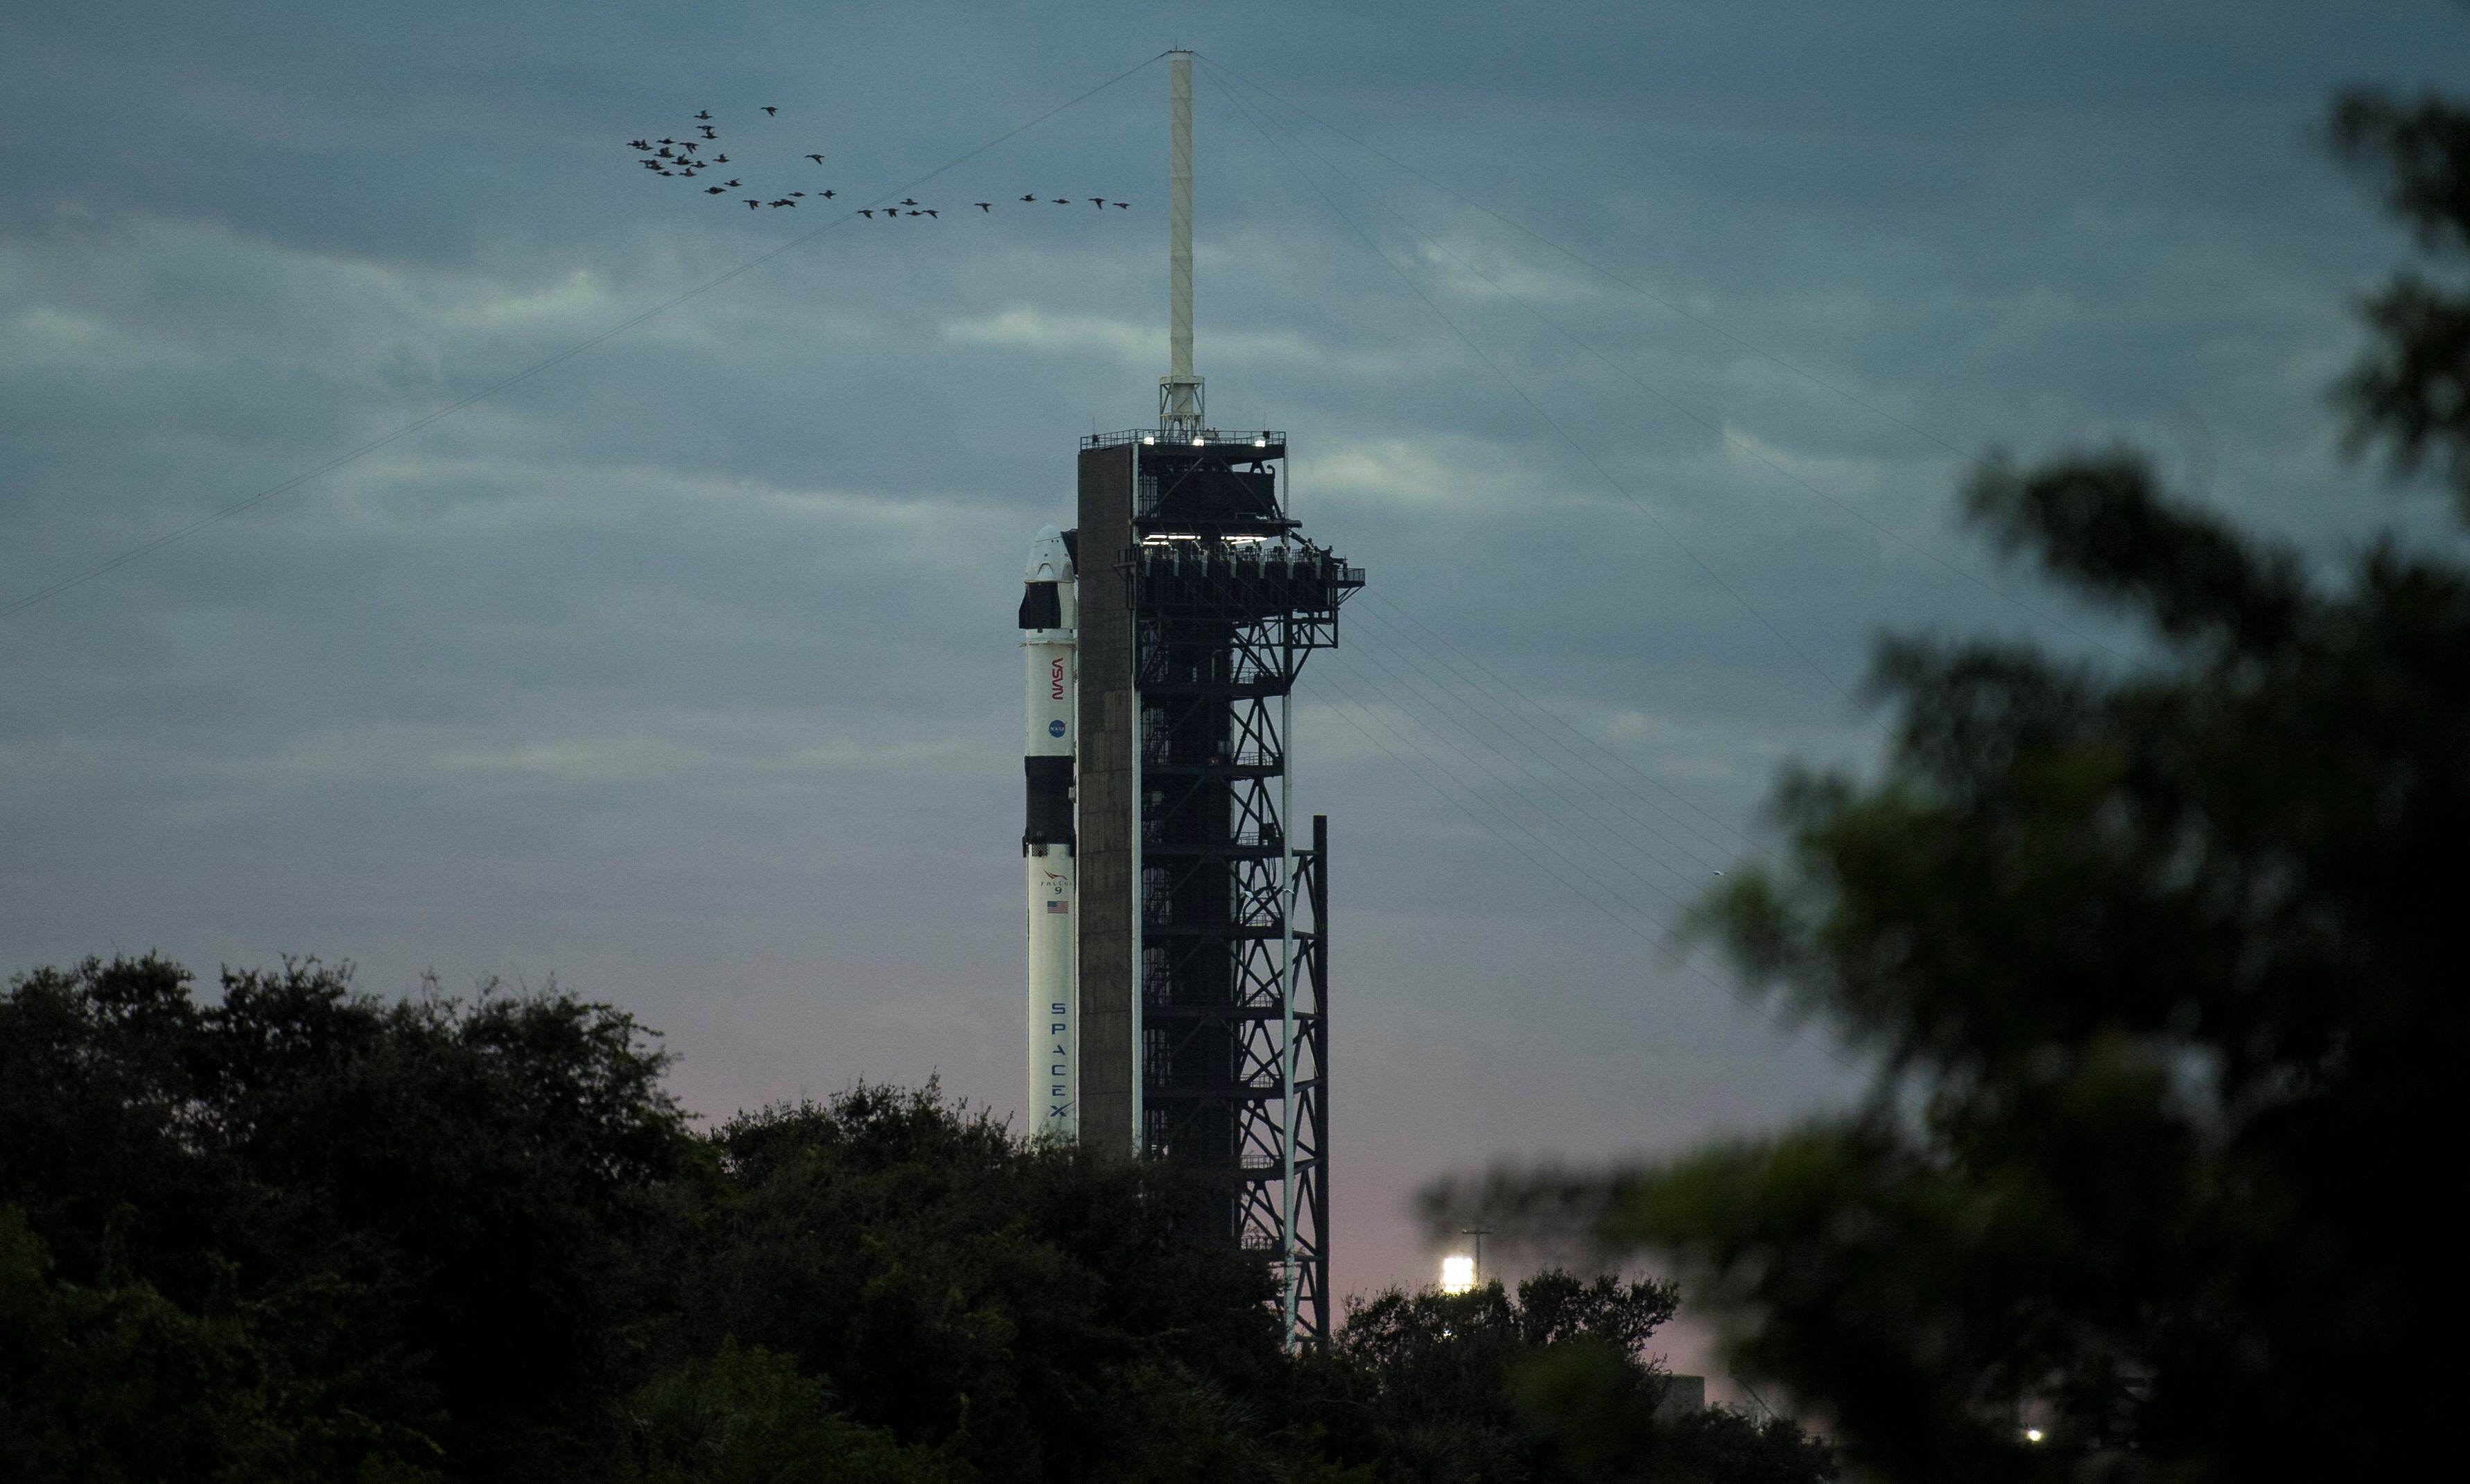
(1353, 596, 1768, 867)
(1342, 615, 1739, 882)
(1304, 670, 1856, 1072)
(1208, 55, 2121, 663)
(1197, 54, 1986, 470)
(1330, 639, 1719, 909)
(1206, 67, 1856, 706)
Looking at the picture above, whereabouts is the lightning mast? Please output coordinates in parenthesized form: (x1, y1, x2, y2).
(1160, 53, 1203, 437)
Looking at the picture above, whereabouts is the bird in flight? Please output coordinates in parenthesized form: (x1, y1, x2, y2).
(1051, 198, 1069, 204)
(790, 191, 805, 198)
(1114, 201, 1129, 209)
(1019, 193, 1036, 202)
(746, 200, 760, 209)
(724, 178, 740, 188)
(761, 105, 778, 116)
(704, 186, 725, 195)
(858, 209, 874, 218)
(770, 198, 794, 207)
(819, 189, 835, 199)
(656, 146, 675, 157)
(899, 198, 918, 207)
(694, 110, 713, 120)
(679, 141, 699, 153)
(627, 138, 651, 150)
(806, 153, 825, 164)
(713, 153, 729, 164)
(1090, 198, 1105, 208)
(657, 137, 675, 145)
(975, 202, 991, 211)
(921, 208, 939, 218)
(697, 125, 717, 139)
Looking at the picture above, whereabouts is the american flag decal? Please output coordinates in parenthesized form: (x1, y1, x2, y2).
(1045, 900, 1070, 914)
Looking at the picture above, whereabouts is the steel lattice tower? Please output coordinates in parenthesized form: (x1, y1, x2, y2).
(1075, 426, 1357, 1343)
(1024, 50, 1359, 1347)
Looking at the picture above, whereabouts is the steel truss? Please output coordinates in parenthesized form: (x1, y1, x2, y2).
(1125, 539, 1357, 1344)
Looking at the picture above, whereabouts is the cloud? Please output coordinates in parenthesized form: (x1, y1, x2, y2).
(939, 304, 1152, 360)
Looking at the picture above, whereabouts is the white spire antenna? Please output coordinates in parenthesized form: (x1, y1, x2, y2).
(1160, 49, 1204, 435)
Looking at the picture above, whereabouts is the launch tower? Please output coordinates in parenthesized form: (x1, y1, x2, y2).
(1020, 51, 1360, 1345)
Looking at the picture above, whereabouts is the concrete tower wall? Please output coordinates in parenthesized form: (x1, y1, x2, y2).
(1075, 443, 1138, 1153)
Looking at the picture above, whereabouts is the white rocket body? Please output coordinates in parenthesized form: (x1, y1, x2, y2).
(1020, 526, 1077, 1141)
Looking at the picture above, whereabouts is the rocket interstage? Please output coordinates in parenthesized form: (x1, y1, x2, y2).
(1021, 525, 1078, 1142)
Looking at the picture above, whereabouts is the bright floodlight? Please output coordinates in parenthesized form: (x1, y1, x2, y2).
(1439, 1255, 1476, 1294)
(2024, 1429, 2045, 1444)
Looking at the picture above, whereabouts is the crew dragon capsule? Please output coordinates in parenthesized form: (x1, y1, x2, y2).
(1020, 525, 1077, 1141)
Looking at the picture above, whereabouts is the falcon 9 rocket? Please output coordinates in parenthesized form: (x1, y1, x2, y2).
(1020, 525, 1077, 1140)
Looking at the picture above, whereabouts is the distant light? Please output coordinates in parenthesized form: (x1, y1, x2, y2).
(1191, 437, 1206, 446)
(1142, 435, 1156, 444)
(1253, 438, 1267, 447)
(2024, 1429, 2044, 1444)
(1439, 1255, 1475, 1294)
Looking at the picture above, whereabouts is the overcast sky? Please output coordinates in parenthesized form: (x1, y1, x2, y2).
(6, 1, 2467, 1379)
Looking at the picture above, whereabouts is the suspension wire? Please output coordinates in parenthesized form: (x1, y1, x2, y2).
(1359, 594, 1771, 864)
(1195, 54, 1984, 470)
(1208, 56, 2121, 665)
(1311, 661, 1695, 927)
(1349, 600, 1764, 869)
(1345, 615, 1733, 881)
(1207, 62, 1858, 1066)
(1342, 617, 1734, 887)
(1303, 671, 1856, 1072)
(1333, 634, 1718, 907)
(1206, 69, 1856, 708)
(1, 52, 1173, 622)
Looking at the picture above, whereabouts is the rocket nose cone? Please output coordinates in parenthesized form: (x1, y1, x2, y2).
(1025, 524, 1073, 582)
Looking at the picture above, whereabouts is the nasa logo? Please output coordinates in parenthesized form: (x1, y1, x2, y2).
(1050, 656, 1066, 700)
(1049, 718, 1066, 738)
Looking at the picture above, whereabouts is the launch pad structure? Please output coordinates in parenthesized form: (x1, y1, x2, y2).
(1019, 52, 1362, 1346)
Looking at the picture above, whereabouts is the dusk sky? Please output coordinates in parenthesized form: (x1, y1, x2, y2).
(6, 1, 2467, 1382)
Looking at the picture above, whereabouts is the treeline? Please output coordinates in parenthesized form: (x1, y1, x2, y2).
(0, 956, 1826, 1484)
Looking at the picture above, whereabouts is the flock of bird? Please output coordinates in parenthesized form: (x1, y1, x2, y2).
(625, 106, 1131, 219)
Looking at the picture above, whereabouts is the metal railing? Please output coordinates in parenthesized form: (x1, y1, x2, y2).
(1083, 427, 1285, 451)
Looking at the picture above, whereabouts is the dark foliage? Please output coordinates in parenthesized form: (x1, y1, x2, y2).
(0, 954, 698, 1480)
(605, 1341, 958, 1484)
(1428, 89, 2470, 1483)
(3, 957, 1826, 1483)
(1298, 1274, 1829, 1484)
(2334, 90, 2470, 509)
(675, 1086, 1296, 1484)
(1, 1205, 440, 1483)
